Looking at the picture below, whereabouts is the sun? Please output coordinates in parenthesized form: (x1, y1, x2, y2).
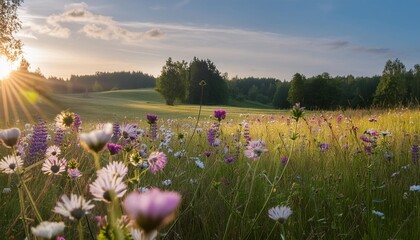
(0, 56, 16, 80)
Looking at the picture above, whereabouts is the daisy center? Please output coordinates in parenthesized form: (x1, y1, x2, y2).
(103, 191, 112, 202)
(122, 131, 129, 139)
(51, 165, 60, 173)
(70, 208, 85, 220)
(63, 116, 74, 127)
(9, 163, 16, 170)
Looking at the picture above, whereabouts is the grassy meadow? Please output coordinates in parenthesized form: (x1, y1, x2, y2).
(1, 89, 420, 239)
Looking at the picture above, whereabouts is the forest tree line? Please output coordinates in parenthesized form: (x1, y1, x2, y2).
(10, 57, 420, 109)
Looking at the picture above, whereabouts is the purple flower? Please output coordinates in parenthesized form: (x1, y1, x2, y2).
(412, 144, 419, 165)
(319, 143, 330, 152)
(244, 140, 268, 160)
(54, 127, 64, 146)
(207, 128, 216, 145)
(204, 151, 211, 157)
(148, 152, 167, 174)
(72, 114, 81, 132)
(111, 122, 120, 143)
(225, 156, 235, 163)
(337, 115, 343, 124)
(214, 109, 226, 121)
(146, 114, 158, 124)
(281, 156, 288, 166)
(107, 143, 122, 155)
(123, 188, 181, 233)
(28, 119, 48, 165)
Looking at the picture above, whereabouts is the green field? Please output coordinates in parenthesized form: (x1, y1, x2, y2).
(1, 89, 420, 239)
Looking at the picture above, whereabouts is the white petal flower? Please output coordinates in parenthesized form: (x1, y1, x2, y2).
(409, 185, 420, 192)
(0, 128, 21, 148)
(53, 194, 94, 221)
(97, 161, 128, 179)
(0, 155, 23, 174)
(372, 210, 385, 219)
(80, 123, 113, 153)
(31, 221, 65, 239)
(90, 171, 127, 202)
(268, 205, 292, 223)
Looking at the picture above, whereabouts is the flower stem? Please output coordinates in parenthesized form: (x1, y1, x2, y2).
(21, 176, 43, 222)
(17, 183, 30, 239)
(266, 222, 278, 239)
(93, 153, 101, 171)
(77, 220, 84, 240)
(75, 180, 95, 240)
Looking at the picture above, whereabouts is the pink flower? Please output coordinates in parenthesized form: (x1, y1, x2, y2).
(123, 188, 181, 232)
(244, 140, 268, 160)
(148, 152, 167, 174)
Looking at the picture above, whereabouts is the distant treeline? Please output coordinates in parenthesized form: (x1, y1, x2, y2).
(46, 71, 155, 93)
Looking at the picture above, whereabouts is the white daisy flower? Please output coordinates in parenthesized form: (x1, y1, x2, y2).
(0, 155, 23, 174)
(97, 161, 128, 179)
(130, 228, 157, 240)
(90, 172, 127, 202)
(268, 205, 293, 223)
(45, 145, 61, 157)
(80, 123, 113, 153)
(31, 221, 65, 239)
(194, 158, 205, 169)
(53, 194, 94, 221)
(372, 210, 385, 219)
(41, 156, 67, 175)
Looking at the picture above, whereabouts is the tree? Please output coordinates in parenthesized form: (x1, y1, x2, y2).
(156, 57, 188, 105)
(272, 81, 290, 109)
(287, 73, 305, 105)
(373, 59, 406, 107)
(1, 0, 23, 61)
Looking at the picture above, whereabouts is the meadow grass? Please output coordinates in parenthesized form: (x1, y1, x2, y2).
(0, 91, 420, 239)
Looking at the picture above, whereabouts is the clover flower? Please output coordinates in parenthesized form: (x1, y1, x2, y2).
(148, 152, 167, 174)
(214, 109, 226, 121)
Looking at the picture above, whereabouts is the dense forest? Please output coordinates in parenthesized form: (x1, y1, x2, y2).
(6, 58, 420, 110)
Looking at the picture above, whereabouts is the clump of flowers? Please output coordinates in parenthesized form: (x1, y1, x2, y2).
(244, 140, 268, 160)
(123, 188, 181, 233)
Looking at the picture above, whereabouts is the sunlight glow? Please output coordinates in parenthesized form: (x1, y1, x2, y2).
(0, 56, 17, 80)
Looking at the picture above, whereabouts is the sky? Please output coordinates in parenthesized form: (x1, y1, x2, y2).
(15, 0, 420, 80)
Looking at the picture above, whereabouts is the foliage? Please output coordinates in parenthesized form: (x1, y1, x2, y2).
(156, 58, 188, 105)
(0, 0, 23, 61)
(287, 73, 305, 105)
(374, 59, 407, 107)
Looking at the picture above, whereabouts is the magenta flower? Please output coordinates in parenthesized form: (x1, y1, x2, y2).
(214, 109, 226, 121)
(148, 152, 167, 174)
(107, 143, 122, 155)
(123, 188, 181, 232)
(244, 140, 268, 160)
(146, 114, 158, 124)
(319, 143, 330, 152)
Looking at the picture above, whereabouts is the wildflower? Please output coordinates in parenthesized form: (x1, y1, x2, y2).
(111, 121, 120, 143)
(204, 151, 211, 157)
(90, 172, 127, 202)
(54, 127, 64, 146)
(46, 145, 61, 158)
(337, 114, 343, 124)
(281, 156, 288, 166)
(0, 155, 23, 174)
(409, 185, 420, 192)
(72, 113, 82, 132)
(130, 228, 157, 240)
(0, 128, 20, 148)
(120, 123, 137, 140)
(372, 210, 385, 219)
(97, 161, 128, 179)
(268, 205, 293, 223)
(148, 152, 167, 174)
(162, 179, 172, 186)
(123, 188, 181, 232)
(207, 128, 217, 145)
(138, 187, 150, 193)
(107, 143, 123, 155)
(67, 168, 82, 179)
(41, 156, 67, 175)
(225, 156, 235, 163)
(368, 117, 377, 122)
(146, 114, 158, 124)
(214, 109, 226, 121)
(319, 143, 330, 151)
(53, 194, 94, 221)
(55, 111, 76, 129)
(194, 158, 205, 169)
(28, 119, 48, 165)
(80, 123, 113, 153)
(3, 188, 11, 194)
(291, 103, 305, 122)
(31, 221, 65, 239)
(412, 145, 419, 165)
(244, 140, 268, 160)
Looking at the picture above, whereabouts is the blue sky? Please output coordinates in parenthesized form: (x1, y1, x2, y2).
(16, 0, 420, 80)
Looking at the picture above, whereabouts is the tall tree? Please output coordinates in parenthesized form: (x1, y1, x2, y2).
(374, 59, 406, 107)
(287, 73, 305, 105)
(1, 0, 23, 61)
(272, 81, 290, 109)
(156, 57, 188, 105)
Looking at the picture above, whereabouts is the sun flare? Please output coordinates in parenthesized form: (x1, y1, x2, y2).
(0, 56, 17, 80)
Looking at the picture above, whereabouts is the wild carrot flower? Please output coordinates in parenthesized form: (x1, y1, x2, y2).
(31, 221, 65, 239)
(214, 109, 226, 121)
(97, 161, 128, 179)
(80, 123, 113, 153)
(41, 156, 67, 175)
(123, 188, 181, 232)
(0, 155, 23, 174)
(244, 140, 268, 160)
(0, 127, 20, 148)
(53, 194, 94, 221)
(148, 152, 167, 174)
(89, 172, 127, 202)
(268, 205, 293, 223)
(107, 143, 122, 155)
(46, 145, 61, 158)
